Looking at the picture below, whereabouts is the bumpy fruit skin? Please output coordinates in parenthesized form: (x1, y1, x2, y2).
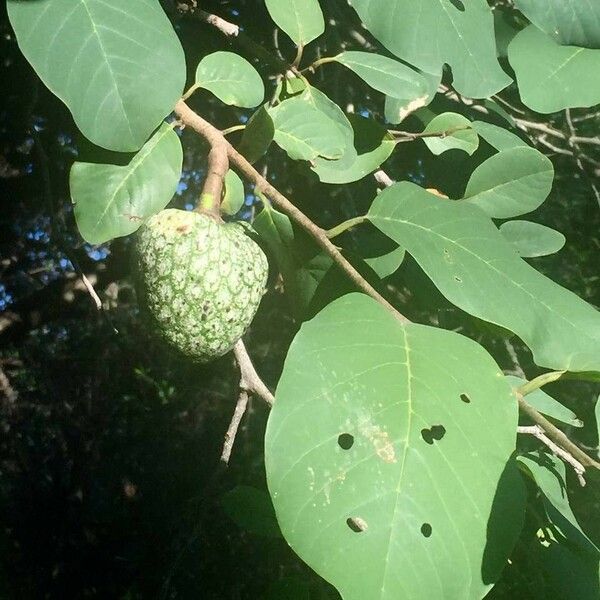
(136, 209, 268, 362)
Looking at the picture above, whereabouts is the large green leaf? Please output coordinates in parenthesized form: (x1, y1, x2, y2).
(500, 221, 566, 258)
(269, 98, 347, 161)
(514, 1, 600, 48)
(312, 115, 395, 184)
(71, 123, 182, 244)
(264, 0, 324, 45)
(368, 182, 600, 373)
(463, 147, 554, 219)
(194, 51, 264, 108)
(8, 0, 185, 152)
(471, 121, 527, 151)
(384, 70, 441, 124)
(422, 113, 479, 156)
(508, 26, 600, 113)
(334, 52, 429, 100)
(349, 0, 511, 98)
(266, 293, 521, 600)
(506, 377, 582, 428)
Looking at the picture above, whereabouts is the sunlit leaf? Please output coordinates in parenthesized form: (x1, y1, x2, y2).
(384, 71, 441, 124)
(238, 106, 274, 163)
(265, 0, 324, 45)
(422, 113, 479, 156)
(506, 376, 582, 427)
(463, 147, 554, 218)
(514, 1, 600, 48)
(368, 182, 600, 373)
(71, 123, 182, 244)
(500, 221, 566, 258)
(195, 51, 264, 108)
(364, 246, 406, 279)
(349, 0, 511, 98)
(508, 26, 600, 113)
(8, 0, 185, 152)
(266, 293, 521, 600)
(221, 170, 245, 216)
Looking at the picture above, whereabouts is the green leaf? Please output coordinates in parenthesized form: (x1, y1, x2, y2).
(221, 170, 245, 216)
(500, 221, 566, 258)
(221, 485, 281, 538)
(312, 115, 395, 184)
(364, 246, 406, 279)
(266, 293, 520, 600)
(518, 452, 598, 554)
(7, 0, 185, 152)
(384, 71, 441, 124)
(269, 97, 347, 161)
(471, 121, 527, 151)
(463, 147, 554, 219)
(508, 26, 600, 113)
(368, 182, 600, 373)
(265, 577, 310, 600)
(422, 113, 479, 156)
(194, 51, 264, 108)
(506, 376, 582, 427)
(514, 1, 600, 48)
(596, 396, 600, 446)
(333, 51, 430, 100)
(238, 106, 274, 163)
(349, 0, 511, 98)
(71, 123, 182, 244)
(264, 0, 324, 46)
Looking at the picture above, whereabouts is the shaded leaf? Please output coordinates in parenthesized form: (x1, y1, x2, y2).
(508, 26, 600, 113)
(221, 485, 281, 538)
(422, 113, 479, 156)
(7, 0, 186, 152)
(71, 123, 182, 244)
(266, 293, 520, 600)
(368, 182, 600, 373)
(265, 576, 310, 600)
(265, 0, 324, 45)
(238, 106, 274, 163)
(195, 51, 264, 108)
(221, 170, 245, 216)
(506, 376, 582, 428)
(463, 147, 554, 218)
(514, 0, 600, 48)
(500, 221, 566, 258)
(349, 0, 511, 98)
(471, 121, 527, 151)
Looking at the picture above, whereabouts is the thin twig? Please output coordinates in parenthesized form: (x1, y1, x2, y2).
(220, 388, 250, 464)
(374, 169, 395, 188)
(518, 425, 586, 486)
(174, 100, 409, 324)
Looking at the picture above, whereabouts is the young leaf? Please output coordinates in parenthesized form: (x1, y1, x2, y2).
(333, 52, 429, 100)
(264, 0, 324, 46)
(349, 0, 511, 98)
(368, 182, 600, 373)
(384, 71, 441, 124)
(266, 293, 521, 600)
(71, 123, 182, 244)
(506, 376, 582, 428)
(471, 121, 527, 151)
(195, 51, 264, 108)
(422, 113, 479, 156)
(268, 98, 347, 161)
(463, 147, 554, 218)
(513, 1, 600, 48)
(221, 485, 281, 538)
(508, 26, 600, 113)
(238, 106, 274, 163)
(7, 0, 185, 152)
(311, 115, 395, 184)
(500, 221, 566, 258)
(221, 170, 245, 216)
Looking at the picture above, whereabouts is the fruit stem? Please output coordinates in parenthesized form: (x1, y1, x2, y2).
(194, 143, 229, 220)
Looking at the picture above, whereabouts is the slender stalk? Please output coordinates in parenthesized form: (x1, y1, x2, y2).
(518, 371, 565, 396)
(326, 216, 368, 239)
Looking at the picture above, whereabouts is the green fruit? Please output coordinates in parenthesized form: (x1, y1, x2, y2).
(136, 209, 268, 362)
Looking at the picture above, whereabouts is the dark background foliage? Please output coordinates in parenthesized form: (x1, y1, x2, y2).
(1, 1, 599, 598)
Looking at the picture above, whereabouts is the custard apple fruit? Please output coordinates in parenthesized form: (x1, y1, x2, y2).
(136, 209, 268, 362)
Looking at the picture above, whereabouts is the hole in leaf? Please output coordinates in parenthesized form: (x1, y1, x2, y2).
(338, 433, 354, 450)
(421, 523, 433, 537)
(448, 0, 465, 11)
(454, 275, 462, 283)
(347, 517, 368, 533)
(421, 425, 446, 445)
(460, 393, 471, 404)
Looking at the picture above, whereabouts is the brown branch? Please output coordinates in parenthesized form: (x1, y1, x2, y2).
(174, 100, 409, 324)
(0, 365, 17, 407)
(518, 425, 586, 486)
